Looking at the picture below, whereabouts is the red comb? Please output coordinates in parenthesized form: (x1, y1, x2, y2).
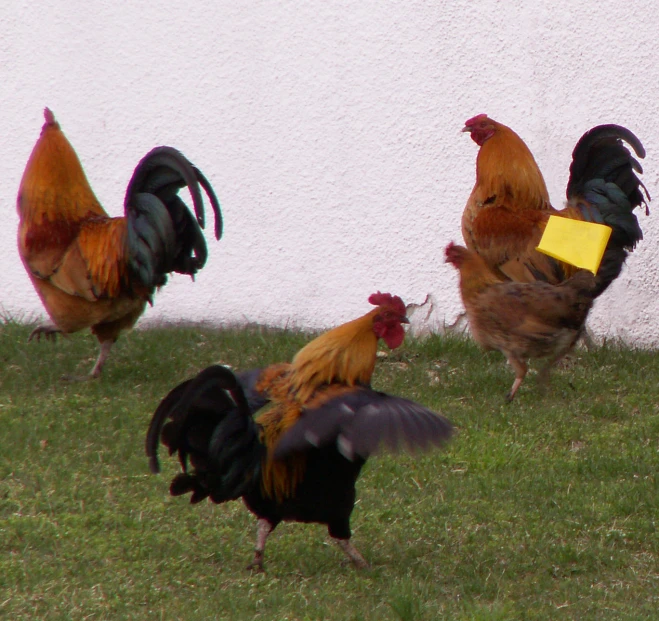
(464, 113, 488, 127)
(43, 108, 60, 132)
(368, 291, 406, 314)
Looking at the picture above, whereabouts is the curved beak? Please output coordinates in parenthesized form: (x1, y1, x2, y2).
(400, 316, 410, 324)
(461, 125, 471, 133)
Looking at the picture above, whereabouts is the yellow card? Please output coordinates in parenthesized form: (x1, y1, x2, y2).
(536, 216, 612, 274)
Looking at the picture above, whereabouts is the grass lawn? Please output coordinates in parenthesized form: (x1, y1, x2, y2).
(1, 320, 658, 620)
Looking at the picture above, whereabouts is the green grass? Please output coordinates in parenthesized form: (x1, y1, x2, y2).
(1, 320, 659, 620)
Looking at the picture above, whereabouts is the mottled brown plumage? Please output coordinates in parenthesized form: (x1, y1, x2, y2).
(446, 242, 598, 401)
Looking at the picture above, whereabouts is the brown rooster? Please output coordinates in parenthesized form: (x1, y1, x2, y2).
(462, 114, 649, 296)
(146, 292, 453, 571)
(17, 109, 222, 379)
(445, 242, 598, 401)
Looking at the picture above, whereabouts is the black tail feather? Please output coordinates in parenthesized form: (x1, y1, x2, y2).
(567, 124, 650, 219)
(192, 165, 223, 240)
(125, 147, 209, 228)
(566, 124, 650, 296)
(567, 124, 647, 208)
(146, 365, 264, 504)
(594, 245, 628, 298)
(146, 378, 193, 474)
(124, 146, 222, 289)
(159, 194, 208, 275)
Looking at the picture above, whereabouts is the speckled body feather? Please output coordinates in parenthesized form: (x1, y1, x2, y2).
(446, 242, 598, 400)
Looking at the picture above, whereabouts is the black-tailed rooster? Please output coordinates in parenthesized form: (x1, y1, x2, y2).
(146, 292, 452, 571)
(17, 108, 222, 378)
(462, 114, 649, 297)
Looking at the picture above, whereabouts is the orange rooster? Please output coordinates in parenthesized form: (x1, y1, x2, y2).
(445, 242, 598, 401)
(17, 109, 222, 379)
(146, 292, 453, 571)
(462, 114, 649, 295)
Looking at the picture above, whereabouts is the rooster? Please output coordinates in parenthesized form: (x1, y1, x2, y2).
(146, 292, 453, 571)
(445, 242, 599, 401)
(17, 109, 222, 379)
(462, 114, 649, 296)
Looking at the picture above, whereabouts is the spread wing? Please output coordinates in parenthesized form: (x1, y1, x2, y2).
(272, 387, 453, 461)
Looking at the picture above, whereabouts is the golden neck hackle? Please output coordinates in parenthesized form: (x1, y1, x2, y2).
(475, 124, 550, 212)
(17, 119, 105, 227)
(287, 308, 380, 403)
(256, 309, 382, 501)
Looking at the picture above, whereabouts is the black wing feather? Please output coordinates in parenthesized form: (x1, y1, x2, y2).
(273, 388, 452, 461)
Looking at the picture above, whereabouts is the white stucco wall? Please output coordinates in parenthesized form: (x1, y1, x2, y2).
(2, 1, 659, 342)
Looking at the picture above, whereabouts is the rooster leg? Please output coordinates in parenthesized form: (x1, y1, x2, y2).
(504, 355, 527, 402)
(537, 360, 559, 393)
(334, 538, 369, 570)
(246, 518, 273, 573)
(89, 339, 115, 378)
(537, 350, 569, 394)
(28, 323, 62, 342)
(61, 339, 115, 382)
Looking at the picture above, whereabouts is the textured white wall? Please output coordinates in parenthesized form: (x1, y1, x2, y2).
(2, 1, 659, 342)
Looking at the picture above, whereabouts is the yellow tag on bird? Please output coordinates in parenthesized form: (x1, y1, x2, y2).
(536, 216, 612, 275)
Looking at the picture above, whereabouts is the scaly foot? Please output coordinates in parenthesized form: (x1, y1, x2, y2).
(246, 551, 265, 573)
(61, 373, 96, 383)
(28, 324, 61, 342)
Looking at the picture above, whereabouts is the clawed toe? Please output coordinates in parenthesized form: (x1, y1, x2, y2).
(246, 561, 265, 573)
(335, 538, 369, 569)
(61, 373, 94, 383)
(28, 325, 61, 342)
